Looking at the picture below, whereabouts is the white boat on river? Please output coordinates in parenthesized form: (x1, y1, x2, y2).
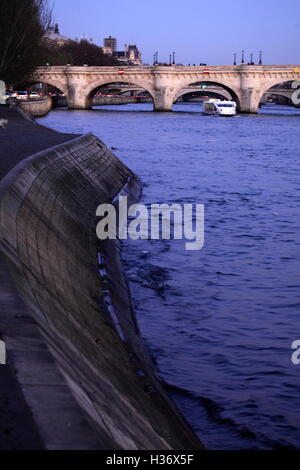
(203, 99, 237, 116)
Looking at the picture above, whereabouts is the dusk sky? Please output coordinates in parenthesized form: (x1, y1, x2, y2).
(52, 0, 300, 65)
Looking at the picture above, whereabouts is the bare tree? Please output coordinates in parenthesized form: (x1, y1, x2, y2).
(0, 0, 52, 86)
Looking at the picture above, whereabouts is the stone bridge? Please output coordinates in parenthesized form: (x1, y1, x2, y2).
(33, 65, 300, 113)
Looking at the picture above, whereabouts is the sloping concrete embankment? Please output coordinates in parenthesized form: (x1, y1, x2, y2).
(0, 128, 203, 449)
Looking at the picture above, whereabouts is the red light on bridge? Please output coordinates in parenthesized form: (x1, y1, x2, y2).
(202, 69, 210, 74)
(118, 70, 125, 75)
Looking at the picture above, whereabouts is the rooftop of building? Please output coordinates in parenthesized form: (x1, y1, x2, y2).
(45, 24, 69, 42)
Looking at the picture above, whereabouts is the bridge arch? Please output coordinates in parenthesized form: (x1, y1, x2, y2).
(27, 76, 69, 107)
(172, 79, 242, 111)
(31, 74, 68, 96)
(254, 77, 300, 112)
(263, 92, 292, 106)
(27, 80, 67, 95)
(78, 78, 156, 109)
(175, 89, 230, 103)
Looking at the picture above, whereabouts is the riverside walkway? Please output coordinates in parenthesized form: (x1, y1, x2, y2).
(0, 105, 100, 449)
(0, 106, 77, 179)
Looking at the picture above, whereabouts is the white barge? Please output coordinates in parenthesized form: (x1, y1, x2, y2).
(203, 99, 237, 116)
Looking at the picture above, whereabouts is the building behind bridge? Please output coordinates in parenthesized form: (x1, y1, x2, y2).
(102, 36, 142, 65)
(103, 35, 117, 54)
(43, 24, 69, 49)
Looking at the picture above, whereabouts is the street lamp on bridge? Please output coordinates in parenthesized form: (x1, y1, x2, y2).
(233, 53, 237, 65)
(241, 50, 245, 64)
(172, 52, 176, 66)
(259, 50, 263, 65)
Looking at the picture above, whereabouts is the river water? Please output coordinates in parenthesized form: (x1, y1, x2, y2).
(38, 102, 300, 450)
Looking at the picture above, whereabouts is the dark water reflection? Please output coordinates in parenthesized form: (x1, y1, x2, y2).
(38, 103, 300, 449)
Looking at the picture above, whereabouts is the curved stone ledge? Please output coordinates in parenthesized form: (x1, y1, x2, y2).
(0, 133, 203, 449)
(19, 98, 52, 117)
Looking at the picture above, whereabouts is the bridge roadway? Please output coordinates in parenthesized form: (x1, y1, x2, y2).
(33, 65, 300, 113)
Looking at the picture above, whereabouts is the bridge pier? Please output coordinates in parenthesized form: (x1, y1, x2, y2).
(238, 72, 263, 113)
(239, 88, 262, 113)
(67, 85, 92, 110)
(153, 87, 175, 112)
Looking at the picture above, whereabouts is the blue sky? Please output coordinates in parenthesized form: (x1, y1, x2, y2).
(52, 0, 300, 65)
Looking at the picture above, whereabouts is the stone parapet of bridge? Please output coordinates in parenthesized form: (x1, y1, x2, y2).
(33, 65, 300, 113)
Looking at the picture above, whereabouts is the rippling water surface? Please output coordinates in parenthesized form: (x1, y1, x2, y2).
(38, 103, 300, 449)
